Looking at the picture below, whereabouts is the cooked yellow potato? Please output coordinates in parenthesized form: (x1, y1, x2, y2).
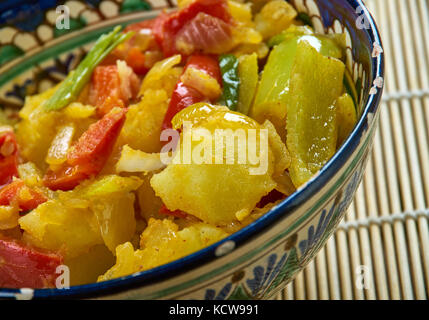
(90, 193, 137, 254)
(229, 0, 253, 26)
(63, 102, 96, 119)
(151, 103, 281, 225)
(254, 0, 297, 39)
(16, 86, 95, 169)
(0, 205, 20, 230)
(16, 87, 62, 169)
(80, 175, 141, 253)
(262, 120, 290, 175)
(83, 175, 142, 197)
(136, 173, 164, 221)
(118, 89, 169, 153)
(19, 175, 141, 257)
(99, 218, 228, 281)
(138, 55, 183, 98)
(19, 200, 103, 259)
(65, 244, 115, 286)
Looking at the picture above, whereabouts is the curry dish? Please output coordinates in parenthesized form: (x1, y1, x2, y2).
(0, 0, 357, 288)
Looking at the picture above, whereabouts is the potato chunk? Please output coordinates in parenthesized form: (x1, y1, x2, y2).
(254, 0, 297, 39)
(16, 87, 61, 169)
(19, 200, 103, 258)
(98, 218, 228, 281)
(138, 55, 182, 97)
(19, 175, 141, 257)
(118, 89, 169, 153)
(16, 86, 95, 169)
(136, 173, 164, 221)
(65, 244, 115, 286)
(151, 103, 281, 225)
(0, 205, 20, 230)
(90, 193, 137, 254)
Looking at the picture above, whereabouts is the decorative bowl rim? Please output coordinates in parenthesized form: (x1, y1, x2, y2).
(0, 0, 384, 299)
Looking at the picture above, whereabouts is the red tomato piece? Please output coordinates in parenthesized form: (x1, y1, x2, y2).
(43, 108, 127, 191)
(175, 12, 233, 55)
(0, 238, 63, 288)
(159, 0, 233, 56)
(152, 11, 173, 48)
(0, 180, 47, 212)
(0, 131, 19, 187)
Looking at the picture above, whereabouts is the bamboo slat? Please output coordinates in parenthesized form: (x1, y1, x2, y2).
(279, 0, 429, 300)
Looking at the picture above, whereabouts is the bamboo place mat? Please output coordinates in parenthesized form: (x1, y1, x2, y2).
(276, 0, 429, 300)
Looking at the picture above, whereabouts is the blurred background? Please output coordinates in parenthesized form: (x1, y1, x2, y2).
(279, 0, 429, 300)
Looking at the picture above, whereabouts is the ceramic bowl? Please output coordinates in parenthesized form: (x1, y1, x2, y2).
(0, 0, 384, 299)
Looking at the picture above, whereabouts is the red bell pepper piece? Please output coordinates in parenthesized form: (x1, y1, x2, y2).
(44, 108, 127, 191)
(0, 237, 63, 288)
(43, 164, 93, 192)
(125, 47, 148, 75)
(67, 108, 126, 166)
(0, 130, 19, 187)
(161, 54, 222, 130)
(89, 65, 139, 117)
(0, 180, 47, 212)
(157, 0, 233, 56)
(162, 82, 205, 131)
(89, 65, 125, 117)
(185, 54, 223, 83)
(159, 204, 188, 219)
(152, 11, 173, 49)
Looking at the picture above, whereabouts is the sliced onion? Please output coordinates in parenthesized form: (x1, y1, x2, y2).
(180, 67, 222, 100)
(116, 145, 166, 173)
(45, 125, 75, 165)
(117, 60, 140, 101)
(139, 55, 182, 96)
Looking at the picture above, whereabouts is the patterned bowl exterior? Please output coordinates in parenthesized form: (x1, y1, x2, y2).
(0, 0, 384, 299)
